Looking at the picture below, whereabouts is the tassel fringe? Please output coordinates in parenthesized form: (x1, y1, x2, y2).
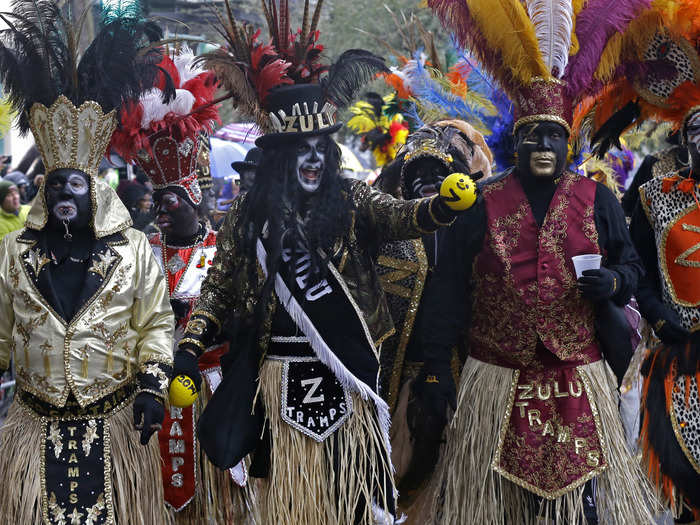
(430, 358, 662, 525)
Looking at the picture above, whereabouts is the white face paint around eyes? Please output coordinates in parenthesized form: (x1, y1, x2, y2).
(67, 174, 88, 195)
(687, 113, 700, 148)
(296, 136, 326, 193)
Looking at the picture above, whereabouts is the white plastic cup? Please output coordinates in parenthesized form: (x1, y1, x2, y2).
(571, 254, 602, 279)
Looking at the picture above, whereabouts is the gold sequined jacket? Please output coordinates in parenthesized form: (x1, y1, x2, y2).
(182, 179, 450, 358)
(0, 179, 174, 407)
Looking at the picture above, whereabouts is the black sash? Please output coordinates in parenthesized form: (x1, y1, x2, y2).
(274, 241, 381, 393)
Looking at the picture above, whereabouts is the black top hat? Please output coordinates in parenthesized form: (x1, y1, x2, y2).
(255, 85, 343, 149)
(232, 147, 263, 174)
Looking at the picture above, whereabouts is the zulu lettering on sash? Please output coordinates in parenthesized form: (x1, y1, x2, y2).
(42, 418, 112, 525)
(281, 359, 352, 441)
(281, 245, 332, 302)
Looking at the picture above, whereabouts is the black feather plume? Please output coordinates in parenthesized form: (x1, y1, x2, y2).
(0, 0, 165, 134)
(591, 101, 641, 158)
(321, 50, 388, 109)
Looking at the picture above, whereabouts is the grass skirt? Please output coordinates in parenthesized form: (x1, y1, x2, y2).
(0, 397, 168, 524)
(430, 357, 662, 525)
(254, 359, 395, 525)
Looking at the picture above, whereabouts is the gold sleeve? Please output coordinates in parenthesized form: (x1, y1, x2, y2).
(129, 231, 174, 367)
(0, 235, 14, 371)
(350, 180, 451, 242)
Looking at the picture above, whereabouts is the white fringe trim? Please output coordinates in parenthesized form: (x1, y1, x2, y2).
(256, 239, 393, 467)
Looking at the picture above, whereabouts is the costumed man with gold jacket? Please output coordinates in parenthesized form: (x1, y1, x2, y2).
(421, 0, 664, 523)
(110, 46, 248, 524)
(168, 1, 477, 523)
(0, 3, 174, 524)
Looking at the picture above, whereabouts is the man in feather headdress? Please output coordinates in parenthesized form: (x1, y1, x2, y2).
(167, 2, 477, 524)
(0, 3, 175, 524)
(584, 6, 700, 520)
(420, 0, 666, 523)
(109, 46, 249, 524)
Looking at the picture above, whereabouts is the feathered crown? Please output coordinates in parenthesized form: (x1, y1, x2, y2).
(347, 92, 409, 167)
(428, 0, 667, 139)
(200, 0, 388, 147)
(0, 0, 164, 177)
(584, 0, 700, 153)
(110, 46, 220, 206)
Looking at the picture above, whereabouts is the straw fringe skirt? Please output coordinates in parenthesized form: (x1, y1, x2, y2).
(0, 398, 168, 524)
(431, 357, 662, 525)
(254, 359, 395, 525)
(167, 386, 252, 525)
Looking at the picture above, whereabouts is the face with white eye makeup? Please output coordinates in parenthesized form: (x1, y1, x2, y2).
(685, 111, 700, 170)
(45, 168, 92, 231)
(295, 136, 327, 193)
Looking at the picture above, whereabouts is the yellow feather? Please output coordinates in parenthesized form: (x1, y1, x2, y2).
(594, 8, 668, 82)
(465, 0, 549, 87)
(347, 114, 377, 134)
(0, 99, 13, 138)
(569, 0, 585, 56)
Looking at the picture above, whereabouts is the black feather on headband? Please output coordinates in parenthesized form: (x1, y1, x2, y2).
(0, 0, 166, 133)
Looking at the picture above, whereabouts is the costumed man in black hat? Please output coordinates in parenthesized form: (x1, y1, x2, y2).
(233, 147, 262, 196)
(169, 2, 477, 523)
(110, 45, 249, 524)
(372, 120, 493, 523)
(0, 3, 174, 523)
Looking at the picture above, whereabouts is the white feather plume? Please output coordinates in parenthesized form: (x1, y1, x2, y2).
(173, 45, 203, 84)
(526, 0, 573, 78)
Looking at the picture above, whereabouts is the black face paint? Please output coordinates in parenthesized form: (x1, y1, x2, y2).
(404, 157, 450, 198)
(45, 169, 92, 234)
(516, 121, 569, 179)
(685, 111, 700, 171)
(154, 190, 200, 241)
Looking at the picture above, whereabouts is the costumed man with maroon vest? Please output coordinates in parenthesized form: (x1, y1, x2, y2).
(110, 46, 247, 524)
(421, 1, 664, 523)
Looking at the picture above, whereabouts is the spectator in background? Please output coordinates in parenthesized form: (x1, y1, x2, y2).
(0, 180, 29, 239)
(4, 171, 30, 203)
(231, 147, 261, 195)
(120, 182, 156, 234)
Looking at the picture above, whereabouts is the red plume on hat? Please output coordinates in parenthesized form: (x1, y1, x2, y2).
(110, 45, 220, 206)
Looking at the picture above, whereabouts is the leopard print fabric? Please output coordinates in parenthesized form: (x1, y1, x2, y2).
(640, 177, 700, 330)
(671, 374, 700, 474)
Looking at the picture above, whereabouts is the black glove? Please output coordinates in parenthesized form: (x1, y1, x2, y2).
(654, 310, 691, 345)
(133, 392, 165, 445)
(407, 360, 456, 439)
(170, 299, 190, 320)
(173, 349, 202, 392)
(402, 360, 456, 493)
(577, 268, 620, 302)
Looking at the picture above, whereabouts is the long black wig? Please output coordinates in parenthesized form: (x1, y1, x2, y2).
(235, 134, 354, 342)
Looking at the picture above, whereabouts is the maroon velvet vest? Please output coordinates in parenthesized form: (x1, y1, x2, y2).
(471, 171, 609, 497)
(471, 170, 602, 367)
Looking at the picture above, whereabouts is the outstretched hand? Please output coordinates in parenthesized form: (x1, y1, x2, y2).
(438, 173, 478, 212)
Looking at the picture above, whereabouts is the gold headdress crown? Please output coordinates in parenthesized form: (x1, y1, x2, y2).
(29, 95, 117, 178)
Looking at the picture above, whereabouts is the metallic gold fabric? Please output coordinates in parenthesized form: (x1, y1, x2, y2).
(191, 180, 437, 357)
(29, 96, 117, 179)
(0, 228, 174, 407)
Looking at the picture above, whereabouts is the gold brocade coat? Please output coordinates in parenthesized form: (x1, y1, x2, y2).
(0, 178, 174, 407)
(191, 180, 447, 357)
